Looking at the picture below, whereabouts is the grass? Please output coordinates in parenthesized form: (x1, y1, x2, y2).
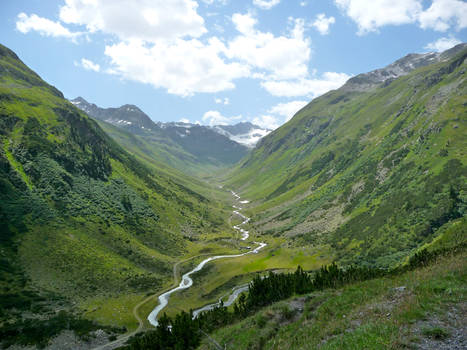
(198, 250, 466, 349)
(81, 294, 147, 332)
(162, 237, 332, 317)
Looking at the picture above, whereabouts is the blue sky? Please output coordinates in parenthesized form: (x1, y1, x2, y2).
(1, 0, 466, 129)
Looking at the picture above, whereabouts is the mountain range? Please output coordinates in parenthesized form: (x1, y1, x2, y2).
(71, 97, 270, 174)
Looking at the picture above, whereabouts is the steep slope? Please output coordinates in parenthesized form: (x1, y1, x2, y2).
(71, 97, 249, 174)
(227, 44, 467, 267)
(0, 43, 233, 340)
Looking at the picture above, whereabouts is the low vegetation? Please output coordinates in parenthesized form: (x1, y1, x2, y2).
(120, 219, 466, 349)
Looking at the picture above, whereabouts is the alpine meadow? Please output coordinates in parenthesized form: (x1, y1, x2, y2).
(0, 1, 466, 350)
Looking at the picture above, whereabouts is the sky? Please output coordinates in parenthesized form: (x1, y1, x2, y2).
(1, 0, 466, 129)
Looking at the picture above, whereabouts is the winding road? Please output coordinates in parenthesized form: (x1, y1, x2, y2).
(147, 190, 266, 326)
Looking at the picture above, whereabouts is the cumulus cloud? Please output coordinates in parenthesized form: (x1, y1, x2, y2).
(16, 12, 81, 40)
(15, 1, 347, 100)
(104, 38, 249, 96)
(59, 0, 206, 42)
(312, 13, 335, 35)
(252, 115, 281, 129)
(261, 72, 351, 97)
(75, 58, 100, 72)
(202, 110, 242, 126)
(334, 0, 467, 34)
(269, 100, 308, 122)
(179, 118, 191, 123)
(334, 0, 422, 34)
(418, 0, 467, 31)
(227, 13, 311, 80)
(253, 0, 281, 10)
(425, 36, 462, 52)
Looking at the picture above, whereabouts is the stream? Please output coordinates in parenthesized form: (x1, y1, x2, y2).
(147, 191, 266, 327)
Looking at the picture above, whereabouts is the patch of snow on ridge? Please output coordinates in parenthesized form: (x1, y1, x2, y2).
(211, 123, 271, 148)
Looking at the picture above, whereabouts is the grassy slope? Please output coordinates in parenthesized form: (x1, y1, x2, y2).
(199, 219, 467, 349)
(95, 120, 232, 189)
(0, 44, 237, 334)
(226, 47, 467, 267)
(96, 120, 222, 177)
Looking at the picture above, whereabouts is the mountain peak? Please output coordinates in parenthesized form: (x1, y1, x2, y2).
(71, 97, 156, 132)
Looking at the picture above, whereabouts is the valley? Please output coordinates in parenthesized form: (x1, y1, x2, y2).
(0, 39, 466, 350)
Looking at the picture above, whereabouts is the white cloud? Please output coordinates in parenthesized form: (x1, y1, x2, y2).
(75, 58, 100, 72)
(312, 13, 335, 35)
(261, 72, 351, 97)
(253, 0, 281, 10)
(334, 0, 467, 34)
(228, 13, 311, 80)
(215, 97, 230, 104)
(418, 0, 467, 31)
(425, 36, 462, 52)
(59, 0, 206, 42)
(201, 0, 228, 5)
(269, 100, 308, 122)
(202, 110, 242, 126)
(16, 13, 81, 40)
(252, 115, 281, 129)
(334, 0, 422, 34)
(105, 38, 249, 96)
(300, 1, 307, 6)
(179, 118, 191, 123)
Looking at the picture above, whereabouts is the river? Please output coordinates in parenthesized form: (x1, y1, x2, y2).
(147, 191, 266, 327)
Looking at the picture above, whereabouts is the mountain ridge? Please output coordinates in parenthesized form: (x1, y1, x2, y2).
(71, 97, 253, 173)
(227, 43, 467, 267)
(71, 97, 270, 148)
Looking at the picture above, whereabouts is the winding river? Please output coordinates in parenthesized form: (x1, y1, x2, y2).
(147, 191, 266, 327)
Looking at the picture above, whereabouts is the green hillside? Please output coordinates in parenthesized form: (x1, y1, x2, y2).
(198, 231, 466, 350)
(227, 44, 467, 267)
(0, 43, 236, 343)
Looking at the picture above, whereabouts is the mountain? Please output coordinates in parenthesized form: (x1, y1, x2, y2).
(344, 43, 467, 91)
(71, 97, 250, 174)
(71, 96, 156, 131)
(227, 43, 467, 267)
(212, 122, 271, 148)
(0, 43, 233, 344)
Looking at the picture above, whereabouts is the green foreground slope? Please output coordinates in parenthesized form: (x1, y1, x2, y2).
(227, 44, 467, 267)
(198, 225, 466, 350)
(0, 43, 235, 337)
